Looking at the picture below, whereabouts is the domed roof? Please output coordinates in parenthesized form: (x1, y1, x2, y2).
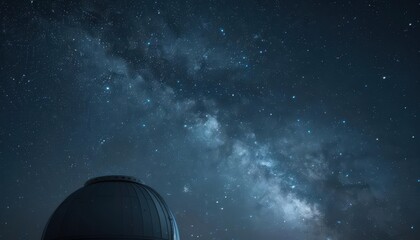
(42, 175, 180, 240)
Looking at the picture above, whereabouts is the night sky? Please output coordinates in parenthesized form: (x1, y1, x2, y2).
(1, 1, 420, 239)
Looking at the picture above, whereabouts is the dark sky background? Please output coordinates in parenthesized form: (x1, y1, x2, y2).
(1, 0, 420, 239)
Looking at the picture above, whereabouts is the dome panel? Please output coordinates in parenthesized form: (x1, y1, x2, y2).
(42, 176, 180, 240)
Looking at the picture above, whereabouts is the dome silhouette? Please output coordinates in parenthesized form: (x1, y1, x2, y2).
(42, 175, 180, 240)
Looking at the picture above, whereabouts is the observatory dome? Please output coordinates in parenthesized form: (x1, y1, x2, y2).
(42, 175, 180, 240)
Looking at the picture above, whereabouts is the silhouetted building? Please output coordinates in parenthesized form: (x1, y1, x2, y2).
(42, 175, 180, 240)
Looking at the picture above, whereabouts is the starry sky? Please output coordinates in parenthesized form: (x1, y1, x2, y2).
(1, 1, 420, 239)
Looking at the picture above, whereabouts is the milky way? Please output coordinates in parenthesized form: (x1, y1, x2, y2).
(1, 1, 419, 239)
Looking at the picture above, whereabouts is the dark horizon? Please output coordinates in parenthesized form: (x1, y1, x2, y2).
(1, 1, 419, 239)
